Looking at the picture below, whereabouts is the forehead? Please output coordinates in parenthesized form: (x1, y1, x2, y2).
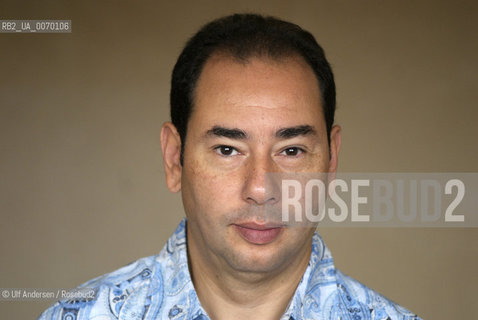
(190, 54, 325, 133)
(196, 54, 320, 105)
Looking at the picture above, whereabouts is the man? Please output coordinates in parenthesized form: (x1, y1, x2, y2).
(39, 14, 420, 320)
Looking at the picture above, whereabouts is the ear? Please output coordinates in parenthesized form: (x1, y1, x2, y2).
(160, 122, 182, 193)
(328, 125, 341, 174)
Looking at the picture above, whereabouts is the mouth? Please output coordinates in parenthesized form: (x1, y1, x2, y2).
(233, 222, 284, 245)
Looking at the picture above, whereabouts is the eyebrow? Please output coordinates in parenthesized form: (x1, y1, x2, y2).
(206, 126, 248, 139)
(276, 125, 316, 139)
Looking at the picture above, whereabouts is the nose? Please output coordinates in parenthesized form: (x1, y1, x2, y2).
(242, 153, 280, 206)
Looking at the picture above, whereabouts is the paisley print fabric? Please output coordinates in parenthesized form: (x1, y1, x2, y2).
(38, 219, 421, 320)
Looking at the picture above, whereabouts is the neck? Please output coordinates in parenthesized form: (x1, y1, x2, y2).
(187, 226, 312, 320)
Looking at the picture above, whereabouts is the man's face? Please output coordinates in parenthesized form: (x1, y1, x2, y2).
(164, 54, 340, 274)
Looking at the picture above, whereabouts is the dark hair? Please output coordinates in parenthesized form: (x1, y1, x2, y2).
(170, 13, 336, 163)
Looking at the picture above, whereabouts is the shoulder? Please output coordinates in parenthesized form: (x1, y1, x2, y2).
(37, 255, 164, 320)
(334, 269, 422, 320)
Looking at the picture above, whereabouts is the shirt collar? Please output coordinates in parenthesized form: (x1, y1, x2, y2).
(159, 219, 208, 320)
(281, 232, 338, 320)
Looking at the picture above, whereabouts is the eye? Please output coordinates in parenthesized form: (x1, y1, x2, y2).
(214, 145, 239, 156)
(280, 147, 305, 157)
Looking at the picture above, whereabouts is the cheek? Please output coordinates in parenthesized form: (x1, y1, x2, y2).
(182, 161, 243, 219)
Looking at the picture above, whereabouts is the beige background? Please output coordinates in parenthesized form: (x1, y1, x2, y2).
(1, 0, 477, 319)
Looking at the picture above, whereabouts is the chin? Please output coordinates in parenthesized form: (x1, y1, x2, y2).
(222, 245, 291, 274)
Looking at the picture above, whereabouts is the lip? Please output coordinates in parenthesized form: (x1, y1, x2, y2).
(233, 222, 284, 245)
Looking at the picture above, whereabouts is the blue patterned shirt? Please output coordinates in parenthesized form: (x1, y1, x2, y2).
(38, 219, 421, 320)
